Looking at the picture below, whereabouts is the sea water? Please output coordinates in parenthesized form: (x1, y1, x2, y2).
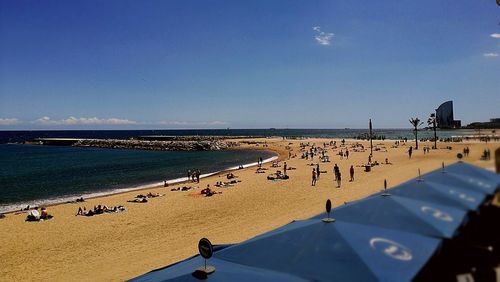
(0, 144, 276, 213)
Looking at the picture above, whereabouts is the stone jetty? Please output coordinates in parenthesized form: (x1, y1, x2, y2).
(73, 138, 229, 151)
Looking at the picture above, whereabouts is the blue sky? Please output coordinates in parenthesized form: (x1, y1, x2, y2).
(1, 0, 499, 129)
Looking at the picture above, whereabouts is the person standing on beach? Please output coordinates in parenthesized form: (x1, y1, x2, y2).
(284, 162, 287, 176)
(336, 171, 342, 188)
(196, 169, 201, 183)
(408, 146, 413, 159)
(333, 164, 339, 181)
(187, 170, 191, 181)
(311, 169, 317, 186)
(346, 149, 349, 159)
(349, 165, 354, 182)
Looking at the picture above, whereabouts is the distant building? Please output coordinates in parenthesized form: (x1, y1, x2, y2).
(435, 101, 461, 128)
(466, 118, 500, 129)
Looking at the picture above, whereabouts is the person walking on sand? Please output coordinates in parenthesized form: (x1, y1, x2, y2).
(408, 146, 413, 159)
(336, 171, 342, 188)
(316, 164, 320, 179)
(349, 165, 354, 182)
(311, 169, 317, 186)
(346, 149, 349, 159)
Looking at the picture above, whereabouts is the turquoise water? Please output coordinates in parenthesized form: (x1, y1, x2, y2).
(0, 144, 276, 213)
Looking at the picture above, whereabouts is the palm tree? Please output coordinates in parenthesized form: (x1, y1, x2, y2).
(427, 113, 437, 149)
(409, 117, 423, 150)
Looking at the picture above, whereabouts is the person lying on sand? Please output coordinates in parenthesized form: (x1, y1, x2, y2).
(215, 180, 241, 187)
(128, 198, 148, 203)
(267, 171, 290, 181)
(67, 197, 86, 204)
(146, 192, 164, 198)
(77, 205, 126, 216)
(170, 186, 193, 192)
(255, 167, 268, 173)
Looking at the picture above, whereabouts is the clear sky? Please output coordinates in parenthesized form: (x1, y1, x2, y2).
(1, 0, 499, 129)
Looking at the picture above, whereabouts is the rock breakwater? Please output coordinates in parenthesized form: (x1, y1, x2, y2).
(73, 138, 229, 151)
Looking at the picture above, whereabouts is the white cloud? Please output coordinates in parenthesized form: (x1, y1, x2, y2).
(32, 116, 138, 125)
(157, 120, 228, 126)
(312, 26, 334, 46)
(0, 118, 20, 125)
(490, 33, 500, 39)
(483, 52, 499, 57)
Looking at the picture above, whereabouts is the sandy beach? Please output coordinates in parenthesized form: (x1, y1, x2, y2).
(0, 138, 498, 281)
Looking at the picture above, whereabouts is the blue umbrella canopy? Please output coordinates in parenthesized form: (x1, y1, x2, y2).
(422, 163, 499, 195)
(390, 179, 486, 211)
(130, 257, 305, 282)
(312, 194, 468, 238)
(216, 220, 441, 282)
(444, 162, 500, 186)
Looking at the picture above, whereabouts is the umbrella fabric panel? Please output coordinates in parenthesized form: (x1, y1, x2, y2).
(336, 221, 441, 282)
(217, 220, 377, 281)
(217, 220, 440, 282)
(389, 196, 467, 238)
(312, 194, 466, 238)
(445, 162, 500, 186)
(390, 180, 485, 211)
(423, 171, 496, 195)
(129, 257, 306, 282)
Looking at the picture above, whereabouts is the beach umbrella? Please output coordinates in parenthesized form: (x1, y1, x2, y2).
(130, 256, 305, 282)
(444, 162, 500, 184)
(422, 166, 498, 195)
(389, 179, 486, 212)
(215, 219, 441, 282)
(312, 194, 468, 239)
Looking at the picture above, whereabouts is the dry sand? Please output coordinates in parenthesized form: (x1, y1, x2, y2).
(0, 138, 498, 281)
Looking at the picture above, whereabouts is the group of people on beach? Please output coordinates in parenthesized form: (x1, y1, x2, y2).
(187, 169, 201, 183)
(481, 149, 491, 160)
(76, 204, 126, 216)
(311, 163, 324, 186)
(26, 207, 52, 222)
